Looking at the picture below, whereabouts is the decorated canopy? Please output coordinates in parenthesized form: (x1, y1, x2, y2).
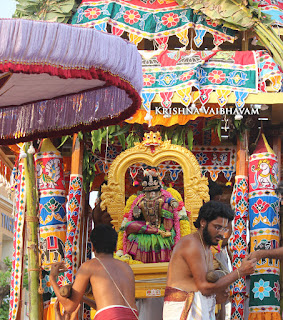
(128, 49, 282, 125)
(70, 0, 283, 127)
(0, 18, 143, 145)
(72, 0, 235, 48)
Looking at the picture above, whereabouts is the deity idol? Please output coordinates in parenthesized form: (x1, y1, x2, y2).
(120, 166, 181, 263)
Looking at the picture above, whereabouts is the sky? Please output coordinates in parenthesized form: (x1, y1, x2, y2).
(0, 0, 16, 18)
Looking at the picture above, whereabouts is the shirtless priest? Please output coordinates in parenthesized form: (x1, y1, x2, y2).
(163, 201, 257, 320)
(50, 224, 138, 320)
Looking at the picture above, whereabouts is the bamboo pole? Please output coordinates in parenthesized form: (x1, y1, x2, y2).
(273, 136, 281, 182)
(24, 142, 40, 320)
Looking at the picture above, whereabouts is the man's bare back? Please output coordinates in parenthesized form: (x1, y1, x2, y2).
(50, 225, 137, 316)
(86, 255, 136, 310)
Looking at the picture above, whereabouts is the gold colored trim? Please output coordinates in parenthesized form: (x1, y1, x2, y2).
(153, 92, 283, 104)
(101, 134, 209, 232)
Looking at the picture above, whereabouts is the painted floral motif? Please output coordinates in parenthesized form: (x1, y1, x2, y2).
(262, 61, 276, 70)
(180, 70, 194, 81)
(212, 153, 227, 165)
(37, 158, 62, 189)
(195, 152, 209, 165)
(161, 12, 180, 28)
(198, 69, 207, 85)
(44, 198, 62, 214)
(258, 81, 266, 92)
(227, 71, 247, 87)
(70, 176, 82, 194)
(206, 18, 218, 27)
(45, 159, 61, 182)
(106, 145, 118, 159)
(251, 198, 269, 214)
(76, 8, 85, 24)
(272, 280, 280, 301)
(207, 70, 226, 84)
(252, 279, 272, 300)
(123, 10, 141, 25)
(42, 274, 53, 294)
(42, 273, 64, 294)
(157, 73, 177, 86)
(84, 7, 101, 20)
(143, 74, 156, 86)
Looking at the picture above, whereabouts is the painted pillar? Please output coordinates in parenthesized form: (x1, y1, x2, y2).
(35, 139, 67, 319)
(231, 131, 249, 320)
(64, 134, 84, 284)
(248, 134, 280, 320)
(9, 158, 26, 320)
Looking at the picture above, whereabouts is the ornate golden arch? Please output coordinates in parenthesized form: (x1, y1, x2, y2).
(101, 132, 209, 232)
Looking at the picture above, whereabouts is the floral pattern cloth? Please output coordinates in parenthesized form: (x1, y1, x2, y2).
(72, 0, 235, 47)
(254, 0, 283, 26)
(139, 50, 282, 115)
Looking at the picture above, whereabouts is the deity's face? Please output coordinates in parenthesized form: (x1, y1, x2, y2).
(142, 175, 161, 192)
(201, 216, 229, 246)
(149, 191, 157, 198)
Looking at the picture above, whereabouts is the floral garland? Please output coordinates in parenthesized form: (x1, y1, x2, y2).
(161, 189, 180, 243)
(117, 231, 124, 251)
(166, 187, 183, 202)
(123, 193, 145, 254)
(180, 219, 191, 237)
(113, 252, 143, 265)
(117, 194, 139, 251)
(124, 194, 137, 215)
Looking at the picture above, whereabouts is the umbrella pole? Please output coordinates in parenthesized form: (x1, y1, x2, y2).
(24, 142, 40, 319)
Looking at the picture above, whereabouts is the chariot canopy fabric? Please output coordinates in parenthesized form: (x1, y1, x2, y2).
(72, 0, 236, 48)
(0, 18, 143, 144)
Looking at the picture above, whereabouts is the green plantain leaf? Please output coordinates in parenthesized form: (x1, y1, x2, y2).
(118, 134, 126, 150)
(57, 135, 71, 148)
(14, 0, 76, 22)
(112, 124, 132, 137)
(187, 128, 194, 151)
(77, 131, 84, 141)
(172, 131, 179, 145)
(97, 129, 103, 153)
(91, 130, 99, 152)
(134, 135, 140, 143)
(126, 133, 135, 149)
(175, 0, 283, 67)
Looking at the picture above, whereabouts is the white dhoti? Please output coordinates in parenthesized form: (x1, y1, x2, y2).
(163, 287, 216, 320)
